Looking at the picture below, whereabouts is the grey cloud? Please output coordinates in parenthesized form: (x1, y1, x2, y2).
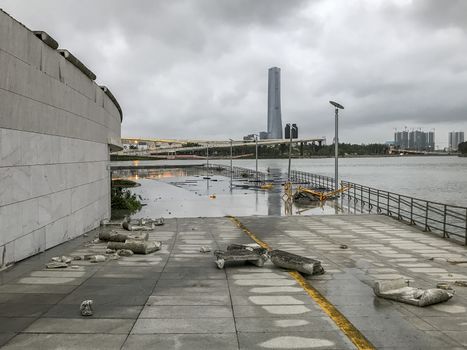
(1, 0, 466, 144)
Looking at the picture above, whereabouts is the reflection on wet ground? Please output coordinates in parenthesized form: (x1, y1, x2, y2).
(112, 167, 347, 219)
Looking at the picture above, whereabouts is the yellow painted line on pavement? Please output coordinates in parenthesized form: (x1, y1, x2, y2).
(228, 215, 375, 350)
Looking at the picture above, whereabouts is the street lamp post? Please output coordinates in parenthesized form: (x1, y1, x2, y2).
(229, 139, 233, 174)
(229, 138, 233, 187)
(206, 144, 209, 176)
(255, 134, 259, 183)
(329, 101, 344, 191)
(286, 123, 296, 181)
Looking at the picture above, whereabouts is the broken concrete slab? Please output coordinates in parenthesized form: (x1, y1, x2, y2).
(270, 250, 324, 275)
(80, 300, 93, 316)
(99, 231, 149, 242)
(373, 279, 454, 307)
(107, 240, 162, 255)
(214, 244, 269, 269)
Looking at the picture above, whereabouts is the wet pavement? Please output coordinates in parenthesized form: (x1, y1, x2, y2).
(113, 167, 343, 218)
(1, 215, 467, 349)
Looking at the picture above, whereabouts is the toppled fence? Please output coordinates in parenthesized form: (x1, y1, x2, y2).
(290, 170, 467, 245)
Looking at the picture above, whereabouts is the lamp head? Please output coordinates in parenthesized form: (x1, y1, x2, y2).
(329, 101, 344, 109)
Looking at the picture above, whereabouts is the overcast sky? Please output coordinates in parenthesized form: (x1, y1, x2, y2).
(2, 0, 466, 147)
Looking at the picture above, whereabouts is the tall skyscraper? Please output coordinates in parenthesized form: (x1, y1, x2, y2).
(449, 131, 464, 151)
(267, 67, 283, 139)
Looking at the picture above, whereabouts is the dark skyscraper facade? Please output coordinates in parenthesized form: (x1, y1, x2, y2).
(267, 67, 283, 139)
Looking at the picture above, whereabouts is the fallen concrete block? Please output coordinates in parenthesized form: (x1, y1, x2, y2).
(99, 230, 148, 242)
(117, 249, 134, 257)
(214, 244, 269, 269)
(46, 262, 69, 269)
(200, 246, 211, 253)
(89, 255, 106, 263)
(374, 279, 454, 307)
(270, 250, 324, 275)
(107, 240, 161, 254)
(80, 300, 93, 316)
(51, 256, 72, 264)
(122, 217, 164, 231)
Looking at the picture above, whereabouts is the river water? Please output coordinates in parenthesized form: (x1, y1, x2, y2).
(113, 156, 467, 207)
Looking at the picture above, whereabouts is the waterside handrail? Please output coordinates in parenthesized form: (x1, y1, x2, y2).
(290, 170, 467, 245)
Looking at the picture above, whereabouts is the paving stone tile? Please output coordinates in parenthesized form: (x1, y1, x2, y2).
(146, 294, 231, 306)
(1, 334, 127, 350)
(237, 331, 354, 350)
(131, 318, 235, 334)
(0, 318, 37, 333)
(140, 305, 233, 318)
(24, 318, 135, 334)
(122, 334, 239, 350)
(43, 304, 143, 319)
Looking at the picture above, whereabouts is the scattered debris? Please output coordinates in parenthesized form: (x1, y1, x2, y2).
(270, 250, 325, 275)
(447, 259, 467, 265)
(80, 300, 93, 316)
(209, 195, 217, 199)
(121, 217, 164, 230)
(339, 244, 348, 249)
(99, 230, 148, 242)
(200, 246, 211, 253)
(83, 233, 88, 237)
(117, 249, 134, 257)
(374, 279, 454, 307)
(46, 262, 69, 269)
(107, 240, 161, 254)
(51, 256, 72, 264)
(91, 238, 100, 244)
(214, 244, 269, 269)
(89, 255, 106, 263)
(454, 280, 467, 287)
(105, 249, 116, 254)
(436, 282, 453, 290)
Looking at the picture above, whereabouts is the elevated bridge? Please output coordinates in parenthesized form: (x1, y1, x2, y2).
(119, 137, 326, 156)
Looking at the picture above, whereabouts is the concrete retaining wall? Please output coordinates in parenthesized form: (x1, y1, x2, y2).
(0, 10, 122, 267)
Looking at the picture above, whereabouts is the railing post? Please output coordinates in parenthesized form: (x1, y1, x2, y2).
(377, 189, 380, 213)
(443, 204, 448, 238)
(410, 198, 414, 224)
(398, 194, 401, 220)
(424, 202, 430, 232)
(387, 193, 390, 215)
(465, 208, 467, 246)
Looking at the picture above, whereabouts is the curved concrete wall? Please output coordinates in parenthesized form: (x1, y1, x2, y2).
(0, 10, 122, 267)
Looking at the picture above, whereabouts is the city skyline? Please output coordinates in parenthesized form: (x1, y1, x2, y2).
(2, 1, 466, 145)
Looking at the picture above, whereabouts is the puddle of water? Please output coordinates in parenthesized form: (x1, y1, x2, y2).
(112, 167, 351, 218)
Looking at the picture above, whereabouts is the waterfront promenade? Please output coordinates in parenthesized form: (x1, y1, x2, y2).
(1, 214, 467, 349)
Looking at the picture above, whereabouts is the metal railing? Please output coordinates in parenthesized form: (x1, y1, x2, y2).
(290, 170, 467, 245)
(290, 170, 336, 190)
(204, 164, 267, 183)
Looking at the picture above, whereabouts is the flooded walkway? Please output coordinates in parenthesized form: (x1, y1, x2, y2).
(1, 215, 467, 349)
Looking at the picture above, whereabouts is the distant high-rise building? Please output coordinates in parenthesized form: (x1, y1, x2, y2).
(267, 67, 283, 139)
(449, 131, 464, 151)
(427, 131, 435, 151)
(395, 128, 434, 151)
